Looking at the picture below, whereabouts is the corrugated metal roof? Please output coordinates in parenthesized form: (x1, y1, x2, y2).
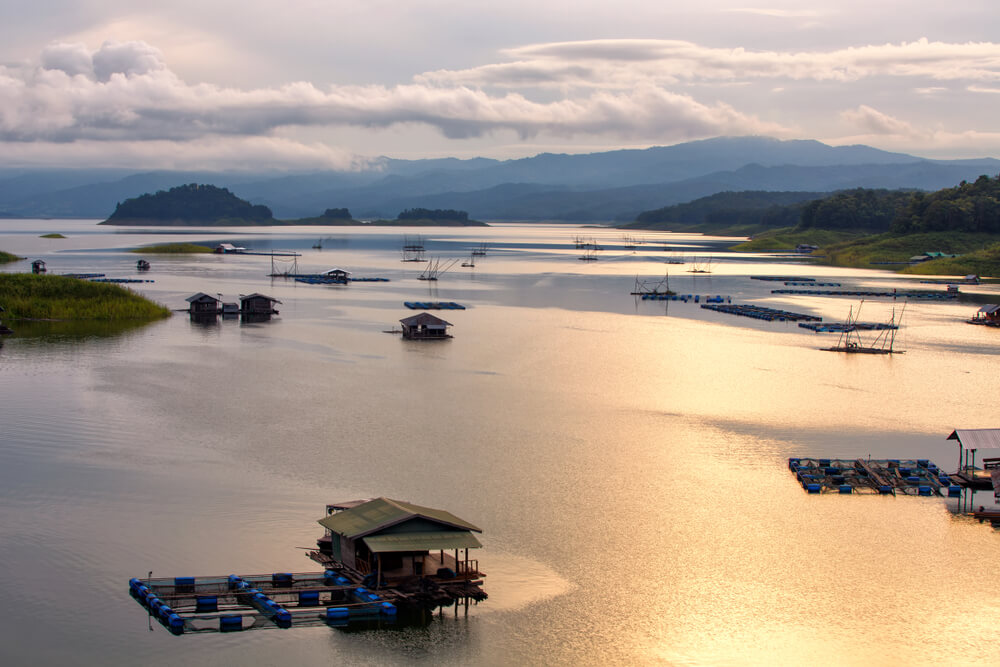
(363, 531, 482, 553)
(977, 304, 1000, 315)
(399, 313, 452, 327)
(947, 429, 1000, 450)
(317, 497, 481, 538)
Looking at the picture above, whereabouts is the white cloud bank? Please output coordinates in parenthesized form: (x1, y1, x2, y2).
(2, 37, 1000, 166)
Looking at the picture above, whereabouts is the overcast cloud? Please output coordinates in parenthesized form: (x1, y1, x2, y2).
(0, 2, 997, 168)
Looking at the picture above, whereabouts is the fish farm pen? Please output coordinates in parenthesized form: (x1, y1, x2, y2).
(129, 571, 431, 635)
(700, 303, 821, 322)
(790, 457, 963, 496)
(770, 288, 956, 299)
(404, 301, 467, 310)
(639, 293, 729, 302)
(798, 321, 899, 332)
(752, 276, 816, 281)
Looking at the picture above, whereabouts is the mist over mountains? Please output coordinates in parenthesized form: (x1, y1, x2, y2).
(1, 137, 997, 222)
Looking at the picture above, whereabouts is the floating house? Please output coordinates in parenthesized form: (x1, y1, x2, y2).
(214, 243, 247, 254)
(316, 498, 483, 584)
(399, 312, 452, 340)
(969, 304, 1000, 327)
(320, 268, 351, 283)
(185, 292, 221, 315)
(31, 259, 46, 274)
(136, 259, 150, 271)
(239, 293, 281, 315)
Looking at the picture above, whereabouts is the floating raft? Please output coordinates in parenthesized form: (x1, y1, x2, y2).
(798, 321, 899, 332)
(752, 276, 815, 282)
(789, 457, 961, 496)
(404, 301, 466, 310)
(63, 273, 105, 279)
(90, 278, 154, 283)
(784, 282, 841, 287)
(129, 571, 399, 635)
(701, 303, 821, 322)
(771, 289, 956, 299)
(640, 294, 729, 302)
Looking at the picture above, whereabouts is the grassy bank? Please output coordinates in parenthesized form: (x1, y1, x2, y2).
(900, 242, 1000, 278)
(131, 243, 214, 254)
(822, 232, 999, 271)
(729, 228, 865, 251)
(0, 274, 171, 321)
(1, 250, 22, 264)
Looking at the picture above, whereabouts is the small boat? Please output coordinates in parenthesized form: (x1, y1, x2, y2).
(136, 259, 150, 271)
(821, 302, 904, 354)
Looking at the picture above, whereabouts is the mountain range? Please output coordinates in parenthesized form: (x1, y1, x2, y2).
(1, 137, 997, 222)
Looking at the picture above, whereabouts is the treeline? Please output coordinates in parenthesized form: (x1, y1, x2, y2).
(799, 189, 913, 231)
(322, 208, 352, 219)
(891, 174, 1000, 233)
(633, 191, 824, 228)
(105, 184, 273, 223)
(631, 175, 1000, 235)
(397, 208, 468, 221)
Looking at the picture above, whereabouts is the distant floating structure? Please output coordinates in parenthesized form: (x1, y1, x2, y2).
(136, 259, 150, 271)
(401, 235, 426, 262)
(31, 259, 46, 274)
(399, 312, 453, 340)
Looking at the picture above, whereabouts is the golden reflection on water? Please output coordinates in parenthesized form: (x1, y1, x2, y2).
(2, 221, 1000, 665)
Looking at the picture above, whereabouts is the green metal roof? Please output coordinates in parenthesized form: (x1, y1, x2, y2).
(317, 497, 482, 538)
(363, 531, 482, 553)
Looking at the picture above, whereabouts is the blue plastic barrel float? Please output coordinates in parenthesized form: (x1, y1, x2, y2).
(839, 485, 853, 494)
(918, 486, 932, 496)
(326, 607, 350, 622)
(196, 596, 218, 613)
(948, 486, 962, 497)
(380, 602, 397, 616)
(220, 615, 243, 632)
(878, 485, 893, 494)
(272, 572, 293, 586)
(167, 613, 184, 634)
(806, 483, 821, 494)
(299, 591, 320, 606)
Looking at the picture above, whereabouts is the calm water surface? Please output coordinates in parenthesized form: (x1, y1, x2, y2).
(1, 220, 999, 666)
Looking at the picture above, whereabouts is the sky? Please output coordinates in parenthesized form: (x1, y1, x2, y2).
(0, 1, 998, 170)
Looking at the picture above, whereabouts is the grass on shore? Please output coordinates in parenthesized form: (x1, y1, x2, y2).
(40, 233, 65, 238)
(0, 273, 171, 321)
(900, 242, 1000, 278)
(729, 228, 865, 251)
(1, 250, 22, 264)
(130, 242, 214, 254)
(822, 231, 999, 271)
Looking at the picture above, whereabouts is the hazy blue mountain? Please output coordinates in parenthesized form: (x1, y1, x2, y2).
(0, 136, 997, 221)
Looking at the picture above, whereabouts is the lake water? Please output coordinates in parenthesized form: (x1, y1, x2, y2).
(2, 220, 1000, 666)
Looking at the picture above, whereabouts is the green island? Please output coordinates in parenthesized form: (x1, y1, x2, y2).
(0, 273, 171, 321)
(630, 175, 1000, 277)
(40, 233, 66, 239)
(130, 243, 214, 254)
(1, 250, 22, 264)
(102, 185, 488, 227)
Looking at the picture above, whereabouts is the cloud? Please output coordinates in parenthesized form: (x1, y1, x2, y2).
(0, 41, 789, 146)
(840, 105, 918, 137)
(417, 38, 1000, 88)
(968, 85, 1000, 94)
(724, 8, 824, 18)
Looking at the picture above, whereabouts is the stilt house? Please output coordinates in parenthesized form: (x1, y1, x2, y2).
(317, 497, 483, 583)
(185, 292, 221, 315)
(399, 312, 452, 339)
(239, 293, 281, 314)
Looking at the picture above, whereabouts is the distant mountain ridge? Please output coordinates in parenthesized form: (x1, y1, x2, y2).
(1, 136, 997, 222)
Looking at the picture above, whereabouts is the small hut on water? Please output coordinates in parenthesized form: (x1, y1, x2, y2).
(239, 293, 281, 315)
(186, 292, 221, 315)
(31, 259, 46, 274)
(316, 497, 483, 584)
(399, 312, 452, 340)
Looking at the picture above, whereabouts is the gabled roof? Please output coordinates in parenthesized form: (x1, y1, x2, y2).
(321, 268, 351, 275)
(400, 312, 452, 327)
(240, 293, 282, 303)
(185, 292, 219, 303)
(948, 429, 1000, 450)
(317, 497, 481, 539)
(977, 304, 1000, 315)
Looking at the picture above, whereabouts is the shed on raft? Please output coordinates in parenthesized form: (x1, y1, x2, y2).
(239, 293, 281, 315)
(320, 268, 351, 283)
(316, 497, 482, 583)
(969, 304, 1000, 327)
(31, 259, 46, 274)
(185, 292, 221, 314)
(399, 312, 452, 340)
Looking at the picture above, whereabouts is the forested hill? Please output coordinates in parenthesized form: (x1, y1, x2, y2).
(101, 184, 275, 225)
(891, 174, 1000, 233)
(626, 191, 824, 231)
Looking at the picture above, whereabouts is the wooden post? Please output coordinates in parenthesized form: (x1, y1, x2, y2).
(377, 556, 382, 589)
